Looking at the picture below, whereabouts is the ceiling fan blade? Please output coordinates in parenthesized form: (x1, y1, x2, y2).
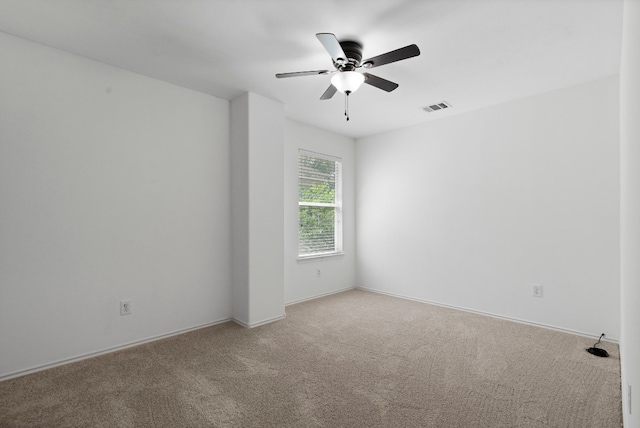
(316, 33, 348, 63)
(276, 70, 331, 78)
(320, 84, 337, 100)
(362, 44, 420, 69)
(363, 73, 399, 92)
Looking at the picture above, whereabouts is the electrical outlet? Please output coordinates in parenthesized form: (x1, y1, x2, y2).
(532, 284, 543, 297)
(316, 269, 321, 277)
(120, 300, 132, 316)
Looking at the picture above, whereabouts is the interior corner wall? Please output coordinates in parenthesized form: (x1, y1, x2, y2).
(230, 92, 285, 326)
(0, 32, 231, 379)
(620, 0, 640, 423)
(355, 76, 620, 339)
(284, 119, 356, 304)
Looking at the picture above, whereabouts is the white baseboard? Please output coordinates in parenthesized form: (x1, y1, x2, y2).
(234, 285, 359, 328)
(0, 318, 232, 382)
(233, 314, 286, 329)
(356, 286, 619, 343)
(3, 286, 614, 382)
(285, 286, 356, 306)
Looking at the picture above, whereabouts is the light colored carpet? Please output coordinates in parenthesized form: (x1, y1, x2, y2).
(0, 289, 622, 427)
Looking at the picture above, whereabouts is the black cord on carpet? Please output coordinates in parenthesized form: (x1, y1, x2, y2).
(586, 333, 609, 358)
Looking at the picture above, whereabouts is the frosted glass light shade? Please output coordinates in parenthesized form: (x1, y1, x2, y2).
(331, 71, 365, 94)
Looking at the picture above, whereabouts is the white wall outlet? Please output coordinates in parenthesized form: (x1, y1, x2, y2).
(120, 300, 132, 316)
(316, 269, 321, 277)
(532, 284, 543, 297)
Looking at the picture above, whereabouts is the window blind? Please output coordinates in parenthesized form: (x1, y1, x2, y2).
(298, 150, 342, 257)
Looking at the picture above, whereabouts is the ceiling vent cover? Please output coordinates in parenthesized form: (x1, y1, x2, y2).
(422, 101, 452, 113)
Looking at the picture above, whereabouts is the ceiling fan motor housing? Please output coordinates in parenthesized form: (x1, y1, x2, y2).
(337, 40, 363, 70)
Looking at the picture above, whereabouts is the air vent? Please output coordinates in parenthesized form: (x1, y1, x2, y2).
(422, 101, 452, 113)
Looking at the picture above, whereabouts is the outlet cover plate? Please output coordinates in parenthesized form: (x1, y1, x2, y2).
(532, 284, 543, 297)
(120, 300, 132, 316)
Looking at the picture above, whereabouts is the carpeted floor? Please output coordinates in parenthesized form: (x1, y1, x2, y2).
(0, 289, 622, 427)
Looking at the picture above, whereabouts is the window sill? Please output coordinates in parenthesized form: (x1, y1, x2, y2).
(297, 252, 344, 262)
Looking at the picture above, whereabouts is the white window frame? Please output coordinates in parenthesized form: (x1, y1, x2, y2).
(297, 149, 343, 260)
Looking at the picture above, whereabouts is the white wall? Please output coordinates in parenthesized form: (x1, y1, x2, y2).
(231, 92, 285, 327)
(247, 93, 285, 326)
(356, 76, 620, 339)
(0, 32, 231, 378)
(284, 119, 356, 304)
(620, 0, 640, 424)
(230, 94, 250, 325)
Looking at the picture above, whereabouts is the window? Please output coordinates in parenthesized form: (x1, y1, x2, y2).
(298, 150, 343, 258)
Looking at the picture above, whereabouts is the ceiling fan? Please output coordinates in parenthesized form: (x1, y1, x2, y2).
(276, 33, 420, 120)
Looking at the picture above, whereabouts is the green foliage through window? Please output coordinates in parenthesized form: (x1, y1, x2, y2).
(299, 206, 335, 255)
(298, 153, 342, 256)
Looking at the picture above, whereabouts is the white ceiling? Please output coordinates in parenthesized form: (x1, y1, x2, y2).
(0, 0, 623, 138)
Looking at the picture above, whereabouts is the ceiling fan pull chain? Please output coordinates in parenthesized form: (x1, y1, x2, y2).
(345, 91, 350, 121)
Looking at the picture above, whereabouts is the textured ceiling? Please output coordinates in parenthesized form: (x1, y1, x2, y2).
(0, 0, 624, 138)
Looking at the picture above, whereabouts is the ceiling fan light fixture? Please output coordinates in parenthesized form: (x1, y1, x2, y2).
(331, 71, 365, 94)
